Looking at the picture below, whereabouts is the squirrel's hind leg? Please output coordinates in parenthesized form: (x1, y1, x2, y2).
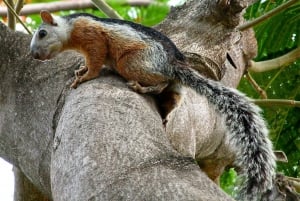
(127, 80, 169, 94)
(128, 80, 182, 124)
(127, 80, 181, 124)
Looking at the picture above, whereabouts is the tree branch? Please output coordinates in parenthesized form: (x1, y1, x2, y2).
(238, 0, 299, 31)
(249, 47, 300, 73)
(5, 0, 15, 30)
(286, 176, 300, 193)
(253, 99, 300, 107)
(91, 0, 123, 19)
(0, 0, 154, 17)
(15, 0, 24, 14)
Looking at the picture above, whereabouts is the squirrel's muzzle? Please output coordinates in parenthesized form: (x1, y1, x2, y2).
(30, 47, 51, 60)
(30, 50, 41, 60)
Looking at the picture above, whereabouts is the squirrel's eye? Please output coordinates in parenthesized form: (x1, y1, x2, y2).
(38, 30, 47, 39)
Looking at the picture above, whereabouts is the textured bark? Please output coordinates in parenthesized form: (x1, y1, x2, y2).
(0, 22, 80, 198)
(0, 0, 257, 200)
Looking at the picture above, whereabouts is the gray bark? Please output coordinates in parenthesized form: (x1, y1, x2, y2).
(0, 0, 257, 200)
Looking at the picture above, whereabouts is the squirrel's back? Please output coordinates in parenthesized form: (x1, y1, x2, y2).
(63, 13, 185, 62)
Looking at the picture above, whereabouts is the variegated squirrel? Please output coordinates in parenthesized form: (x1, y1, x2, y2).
(30, 10, 276, 201)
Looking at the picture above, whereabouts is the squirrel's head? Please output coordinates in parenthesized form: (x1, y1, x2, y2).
(30, 10, 70, 60)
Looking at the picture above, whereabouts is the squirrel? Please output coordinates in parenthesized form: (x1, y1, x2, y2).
(30, 10, 276, 201)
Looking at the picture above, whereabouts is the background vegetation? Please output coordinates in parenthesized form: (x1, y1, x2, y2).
(1, 0, 299, 197)
(242, 0, 300, 177)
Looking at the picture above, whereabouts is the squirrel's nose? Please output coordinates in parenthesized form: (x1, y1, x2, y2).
(30, 50, 40, 59)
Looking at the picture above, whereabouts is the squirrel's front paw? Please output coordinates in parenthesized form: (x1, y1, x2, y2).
(127, 81, 168, 94)
(75, 66, 88, 78)
(70, 77, 82, 89)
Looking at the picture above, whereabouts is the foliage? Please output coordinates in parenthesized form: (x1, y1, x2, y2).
(1, 0, 170, 32)
(242, 0, 300, 176)
(21, 0, 170, 31)
(221, 0, 300, 194)
(107, 0, 169, 26)
(2, 0, 300, 197)
(220, 168, 238, 197)
(244, 0, 300, 58)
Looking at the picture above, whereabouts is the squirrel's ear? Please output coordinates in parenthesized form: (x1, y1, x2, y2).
(40, 10, 57, 26)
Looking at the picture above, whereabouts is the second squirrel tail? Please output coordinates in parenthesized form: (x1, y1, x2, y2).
(171, 63, 276, 200)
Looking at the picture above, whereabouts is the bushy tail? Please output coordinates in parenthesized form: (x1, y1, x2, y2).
(172, 64, 276, 200)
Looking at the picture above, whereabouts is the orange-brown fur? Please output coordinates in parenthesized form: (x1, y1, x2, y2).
(64, 18, 180, 118)
(116, 52, 167, 86)
(64, 18, 176, 118)
(64, 18, 153, 88)
(63, 19, 108, 87)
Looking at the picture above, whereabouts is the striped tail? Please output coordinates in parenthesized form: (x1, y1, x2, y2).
(171, 64, 276, 200)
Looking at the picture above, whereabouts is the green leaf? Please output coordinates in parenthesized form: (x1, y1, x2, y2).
(220, 168, 238, 197)
(245, 0, 300, 60)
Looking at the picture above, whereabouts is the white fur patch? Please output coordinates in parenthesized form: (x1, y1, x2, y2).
(103, 23, 144, 41)
(52, 16, 72, 43)
(30, 15, 73, 60)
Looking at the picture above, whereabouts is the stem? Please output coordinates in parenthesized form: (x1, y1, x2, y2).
(249, 47, 300, 73)
(3, 0, 32, 34)
(91, 0, 123, 19)
(15, 0, 24, 14)
(252, 99, 300, 107)
(0, 0, 153, 17)
(245, 72, 268, 99)
(264, 67, 284, 92)
(6, 0, 15, 30)
(238, 0, 299, 31)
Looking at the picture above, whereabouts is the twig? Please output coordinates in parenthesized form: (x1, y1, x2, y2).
(6, 0, 15, 30)
(15, 0, 24, 14)
(263, 67, 284, 92)
(0, 0, 154, 17)
(238, 0, 299, 31)
(252, 99, 300, 107)
(91, 0, 123, 19)
(286, 176, 300, 183)
(245, 72, 268, 99)
(2, 0, 31, 34)
(1, 1, 94, 17)
(249, 47, 300, 73)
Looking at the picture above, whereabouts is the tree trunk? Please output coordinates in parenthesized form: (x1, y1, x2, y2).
(13, 167, 50, 201)
(0, 0, 257, 200)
